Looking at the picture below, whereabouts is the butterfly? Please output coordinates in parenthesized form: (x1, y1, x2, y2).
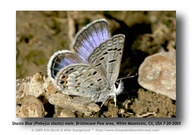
(47, 19, 125, 106)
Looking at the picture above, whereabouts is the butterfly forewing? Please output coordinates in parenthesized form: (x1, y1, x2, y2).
(107, 34, 125, 86)
(88, 34, 125, 86)
(71, 19, 110, 62)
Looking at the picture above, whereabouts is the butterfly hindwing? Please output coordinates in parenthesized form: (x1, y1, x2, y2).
(55, 63, 109, 101)
(47, 50, 84, 81)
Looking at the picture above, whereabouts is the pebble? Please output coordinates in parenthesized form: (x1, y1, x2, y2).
(138, 51, 176, 100)
(47, 93, 100, 113)
(19, 95, 45, 117)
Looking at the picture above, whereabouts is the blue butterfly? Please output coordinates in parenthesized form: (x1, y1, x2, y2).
(47, 19, 125, 106)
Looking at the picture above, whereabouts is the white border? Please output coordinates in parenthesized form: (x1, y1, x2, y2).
(0, 0, 191, 134)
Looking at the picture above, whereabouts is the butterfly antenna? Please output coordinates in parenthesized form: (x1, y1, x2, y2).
(117, 73, 137, 81)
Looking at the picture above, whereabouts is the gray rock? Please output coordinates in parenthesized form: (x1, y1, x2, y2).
(138, 51, 176, 100)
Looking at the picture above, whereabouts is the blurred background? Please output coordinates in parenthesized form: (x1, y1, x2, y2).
(16, 11, 176, 79)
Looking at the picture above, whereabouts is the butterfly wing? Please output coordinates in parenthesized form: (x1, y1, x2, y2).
(71, 19, 110, 62)
(88, 34, 125, 86)
(54, 63, 109, 102)
(71, 19, 125, 86)
(47, 50, 84, 82)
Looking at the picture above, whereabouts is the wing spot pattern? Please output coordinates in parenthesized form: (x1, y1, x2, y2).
(109, 59, 116, 63)
(93, 71, 97, 75)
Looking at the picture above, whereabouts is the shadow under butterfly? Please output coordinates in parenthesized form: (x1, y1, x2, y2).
(47, 19, 132, 107)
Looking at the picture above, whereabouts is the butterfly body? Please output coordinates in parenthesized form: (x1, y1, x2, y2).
(47, 19, 125, 106)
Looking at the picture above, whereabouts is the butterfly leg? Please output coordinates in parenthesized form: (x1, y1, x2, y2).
(100, 96, 108, 107)
(113, 94, 117, 107)
(100, 93, 117, 107)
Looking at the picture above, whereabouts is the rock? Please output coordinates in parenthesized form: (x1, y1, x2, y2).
(16, 72, 46, 98)
(102, 103, 119, 118)
(54, 106, 76, 117)
(47, 93, 100, 113)
(138, 51, 176, 100)
(19, 95, 45, 117)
